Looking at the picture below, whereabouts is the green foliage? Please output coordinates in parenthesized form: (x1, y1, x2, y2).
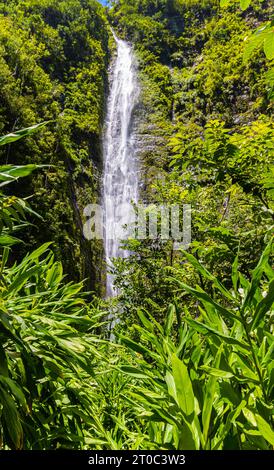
(0, 242, 105, 449)
(220, 0, 252, 9)
(0, 127, 117, 450)
(221, 0, 274, 96)
(244, 21, 274, 61)
(110, 0, 274, 304)
(0, 123, 49, 147)
(0, 1, 110, 289)
(0, 0, 273, 453)
(171, 117, 274, 197)
(0, 125, 46, 251)
(103, 2, 274, 451)
(116, 241, 273, 450)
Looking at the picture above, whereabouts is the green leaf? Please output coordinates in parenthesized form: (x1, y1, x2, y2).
(202, 348, 222, 446)
(212, 400, 247, 450)
(266, 67, 274, 87)
(219, 382, 241, 406)
(164, 304, 176, 337)
(255, 415, 274, 446)
(252, 279, 274, 330)
(20, 242, 52, 267)
(264, 31, 274, 60)
(0, 165, 41, 186)
(137, 309, 155, 332)
(0, 377, 27, 410)
(240, 0, 251, 10)
(6, 265, 42, 295)
(166, 363, 200, 449)
(0, 234, 22, 246)
(233, 351, 260, 382)
(170, 279, 241, 323)
(201, 366, 234, 379)
(0, 387, 23, 449)
(243, 32, 265, 62)
(178, 421, 197, 450)
(0, 344, 9, 377)
(46, 262, 63, 287)
(232, 251, 239, 294)
(119, 336, 158, 359)
(186, 318, 250, 352)
(120, 366, 152, 380)
(171, 354, 195, 418)
(244, 239, 273, 309)
(0, 122, 49, 146)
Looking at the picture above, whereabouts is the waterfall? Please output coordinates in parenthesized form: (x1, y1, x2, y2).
(103, 34, 139, 298)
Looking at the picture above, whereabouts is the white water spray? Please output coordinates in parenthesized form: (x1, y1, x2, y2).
(102, 34, 139, 297)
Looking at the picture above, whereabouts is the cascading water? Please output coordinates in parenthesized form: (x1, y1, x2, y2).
(103, 34, 139, 298)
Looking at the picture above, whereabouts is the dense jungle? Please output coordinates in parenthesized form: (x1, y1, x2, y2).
(0, 0, 273, 451)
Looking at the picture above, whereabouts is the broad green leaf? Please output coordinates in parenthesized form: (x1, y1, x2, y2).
(255, 415, 274, 446)
(264, 31, 274, 60)
(266, 67, 274, 87)
(0, 344, 9, 377)
(0, 387, 23, 449)
(165, 370, 177, 404)
(240, 0, 251, 10)
(15, 242, 52, 271)
(0, 234, 22, 246)
(243, 32, 265, 62)
(242, 408, 257, 427)
(244, 239, 273, 309)
(0, 165, 41, 186)
(137, 309, 155, 332)
(119, 335, 158, 359)
(219, 382, 241, 406)
(232, 251, 239, 294)
(0, 122, 49, 146)
(262, 338, 274, 366)
(148, 407, 182, 428)
(252, 279, 274, 330)
(6, 265, 42, 295)
(120, 366, 152, 380)
(137, 306, 164, 335)
(212, 400, 247, 450)
(0, 247, 10, 274)
(201, 366, 234, 379)
(232, 351, 260, 382)
(0, 376, 27, 409)
(178, 421, 197, 450)
(171, 354, 195, 418)
(164, 304, 176, 336)
(46, 262, 63, 287)
(202, 348, 222, 446)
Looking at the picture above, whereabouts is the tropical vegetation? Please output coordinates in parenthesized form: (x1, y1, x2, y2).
(0, 0, 273, 451)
